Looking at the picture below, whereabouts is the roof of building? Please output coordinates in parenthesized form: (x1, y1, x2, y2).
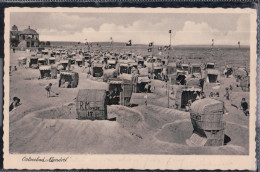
(207, 69, 219, 75)
(190, 98, 223, 114)
(39, 65, 51, 71)
(118, 74, 133, 81)
(107, 60, 116, 64)
(191, 63, 201, 67)
(181, 64, 189, 67)
(76, 58, 83, 61)
(60, 60, 69, 64)
(18, 57, 27, 60)
(129, 62, 138, 66)
(154, 66, 162, 69)
(120, 63, 129, 67)
(138, 76, 150, 83)
(21, 26, 38, 35)
(77, 89, 106, 102)
(93, 63, 103, 67)
(60, 71, 76, 75)
(38, 58, 47, 61)
(167, 62, 177, 67)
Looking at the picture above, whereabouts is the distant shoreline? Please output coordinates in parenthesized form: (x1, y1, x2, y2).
(46, 41, 249, 49)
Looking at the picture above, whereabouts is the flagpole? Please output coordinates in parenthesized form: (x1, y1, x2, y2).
(167, 30, 172, 108)
(152, 42, 154, 79)
(110, 37, 113, 52)
(169, 30, 172, 50)
(170, 32, 172, 48)
(168, 30, 172, 59)
(168, 76, 171, 108)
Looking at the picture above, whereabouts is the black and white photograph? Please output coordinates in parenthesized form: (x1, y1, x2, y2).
(3, 8, 257, 170)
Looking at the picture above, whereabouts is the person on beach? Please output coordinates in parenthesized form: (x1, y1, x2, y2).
(225, 87, 230, 100)
(200, 92, 206, 99)
(229, 84, 233, 91)
(9, 66, 12, 75)
(148, 82, 151, 93)
(45, 83, 52, 97)
(185, 100, 192, 112)
(144, 83, 148, 93)
(240, 98, 249, 116)
(144, 93, 148, 106)
(9, 97, 21, 112)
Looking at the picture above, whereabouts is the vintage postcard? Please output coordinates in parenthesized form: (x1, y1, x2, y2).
(3, 7, 257, 170)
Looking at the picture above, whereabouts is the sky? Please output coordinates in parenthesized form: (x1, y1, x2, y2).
(10, 12, 250, 46)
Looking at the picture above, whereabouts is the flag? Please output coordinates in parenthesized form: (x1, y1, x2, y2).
(169, 30, 172, 33)
(149, 42, 153, 47)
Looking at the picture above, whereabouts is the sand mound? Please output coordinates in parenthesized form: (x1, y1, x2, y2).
(10, 104, 147, 154)
(138, 105, 189, 129)
(154, 119, 249, 154)
(155, 119, 193, 145)
(224, 122, 249, 149)
(108, 105, 145, 138)
(36, 103, 77, 119)
(10, 101, 249, 155)
(11, 118, 136, 154)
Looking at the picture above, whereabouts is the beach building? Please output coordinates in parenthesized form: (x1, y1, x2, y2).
(10, 25, 40, 49)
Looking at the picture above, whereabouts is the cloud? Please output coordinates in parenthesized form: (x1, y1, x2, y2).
(38, 14, 250, 46)
(174, 21, 219, 45)
(39, 19, 171, 44)
(174, 15, 250, 45)
(224, 15, 250, 45)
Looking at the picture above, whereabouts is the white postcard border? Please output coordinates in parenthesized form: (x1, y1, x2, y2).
(3, 7, 257, 170)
